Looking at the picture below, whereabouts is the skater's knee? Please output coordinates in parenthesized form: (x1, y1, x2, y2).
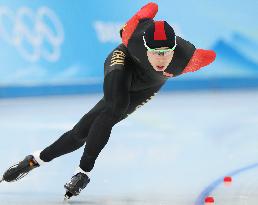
(70, 128, 87, 145)
(79, 154, 98, 172)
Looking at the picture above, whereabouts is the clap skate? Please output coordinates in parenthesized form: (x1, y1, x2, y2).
(0, 155, 39, 183)
(64, 172, 90, 200)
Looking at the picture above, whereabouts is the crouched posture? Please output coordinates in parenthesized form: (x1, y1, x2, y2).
(0, 2, 216, 200)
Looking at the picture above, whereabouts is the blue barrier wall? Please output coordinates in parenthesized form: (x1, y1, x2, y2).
(0, 0, 257, 97)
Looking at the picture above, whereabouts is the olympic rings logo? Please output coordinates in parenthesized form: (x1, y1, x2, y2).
(0, 6, 64, 62)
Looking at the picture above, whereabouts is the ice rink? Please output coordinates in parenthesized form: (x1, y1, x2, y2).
(1, 89, 258, 205)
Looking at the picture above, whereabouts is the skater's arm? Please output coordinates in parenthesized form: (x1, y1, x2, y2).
(104, 44, 130, 76)
(120, 2, 158, 46)
(182, 49, 216, 74)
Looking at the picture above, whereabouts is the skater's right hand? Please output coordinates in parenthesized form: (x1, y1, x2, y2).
(120, 2, 158, 46)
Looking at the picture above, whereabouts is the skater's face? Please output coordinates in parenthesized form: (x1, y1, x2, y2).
(147, 47, 174, 72)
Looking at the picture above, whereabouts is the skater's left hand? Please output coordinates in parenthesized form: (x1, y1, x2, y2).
(182, 49, 216, 74)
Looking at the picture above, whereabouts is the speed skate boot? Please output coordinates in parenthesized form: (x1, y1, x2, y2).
(64, 172, 90, 200)
(0, 155, 39, 183)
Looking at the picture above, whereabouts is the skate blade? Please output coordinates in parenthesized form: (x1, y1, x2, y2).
(0, 178, 4, 183)
(64, 191, 73, 202)
(63, 196, 69, 204)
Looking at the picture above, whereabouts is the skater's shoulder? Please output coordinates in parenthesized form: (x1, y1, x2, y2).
(104, 44, 130, 69)
(114, 43, 130, 56)
(105, 44, 131, 63)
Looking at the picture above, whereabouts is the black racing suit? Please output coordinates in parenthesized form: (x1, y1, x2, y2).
(39, 44, 167, 172)
(39, 17, 196, 172)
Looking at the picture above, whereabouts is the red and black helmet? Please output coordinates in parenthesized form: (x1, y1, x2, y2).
(143, 20, 176, 50)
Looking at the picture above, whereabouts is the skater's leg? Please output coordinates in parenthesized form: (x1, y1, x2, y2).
(39, 98, 106, 162)
(64, 66, 131, 198)
(79, 69, 132, 172)
(122, 84, 164, 118)
(2, 99, 108, 183)
(62, 74, 162, 199)
(79, 82, 164, 172)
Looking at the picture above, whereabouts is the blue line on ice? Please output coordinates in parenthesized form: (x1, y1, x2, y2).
(195, 162, 258, 205)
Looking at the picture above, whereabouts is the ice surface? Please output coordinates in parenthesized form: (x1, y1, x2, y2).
(0, 90, 258, 204)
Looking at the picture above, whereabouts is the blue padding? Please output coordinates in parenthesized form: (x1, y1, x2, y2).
(1, 77, 258, 98)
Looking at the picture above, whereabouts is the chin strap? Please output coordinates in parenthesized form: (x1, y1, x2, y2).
(121, 2, 158, 47)
(182, 49, 216, 74)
